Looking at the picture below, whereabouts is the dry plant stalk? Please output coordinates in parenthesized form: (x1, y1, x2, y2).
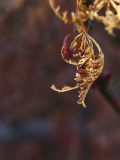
(49, 0, 120, 35)
(51, 31, 104, 107)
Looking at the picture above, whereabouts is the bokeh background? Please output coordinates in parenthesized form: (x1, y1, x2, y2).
(0, 0, 119, 160)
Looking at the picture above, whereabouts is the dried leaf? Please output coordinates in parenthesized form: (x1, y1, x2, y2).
(51, 32, 104, 107)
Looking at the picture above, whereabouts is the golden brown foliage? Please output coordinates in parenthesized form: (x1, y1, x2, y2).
(51, 31, 104, 107)
(49, 0, 106, 107)
(49, 0, 120, 35)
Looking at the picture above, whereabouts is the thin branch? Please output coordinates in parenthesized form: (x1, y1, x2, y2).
(93, 73, 120, 116)
(99, 86, 120, 115)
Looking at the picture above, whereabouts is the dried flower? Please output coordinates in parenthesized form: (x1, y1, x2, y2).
(49, 0, 120, 35)
(88, 0, 120, 35)
(49, 0, 105, 107)
(49, 0, 88, 24)
(51, 31, 104, 107)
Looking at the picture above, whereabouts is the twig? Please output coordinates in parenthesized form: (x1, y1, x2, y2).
(99, 86, 120, 115)
(93, 73, 120, 116)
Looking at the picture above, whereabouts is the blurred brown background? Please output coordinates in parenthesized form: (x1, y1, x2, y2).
(0, 0, 119, 160)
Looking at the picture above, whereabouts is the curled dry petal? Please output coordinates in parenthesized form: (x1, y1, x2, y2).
(51, 84, 79, 93)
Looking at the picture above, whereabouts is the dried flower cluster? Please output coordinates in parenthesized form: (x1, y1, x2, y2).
(49, 0, 105, 107)
(88, 0, 120, 35)
(51, 31, 104, 107)
(49, 0, 120, 35)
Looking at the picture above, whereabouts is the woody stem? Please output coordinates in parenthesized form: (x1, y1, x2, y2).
(76, 0, 79, 15)
(94, 75, 120, 116)
(99, 86, 120, 116)
(76, 0, 86, 33)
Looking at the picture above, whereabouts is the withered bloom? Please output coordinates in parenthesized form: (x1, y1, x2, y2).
(88, 0, 120, 35)
(49, 0, 104, 107)
(49, 0, 120, 35)
(49, 0, 88, 24)
(51, 31, 104, 107)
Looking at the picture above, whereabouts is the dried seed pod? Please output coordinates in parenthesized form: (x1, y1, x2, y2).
(51, 32, 104, 107)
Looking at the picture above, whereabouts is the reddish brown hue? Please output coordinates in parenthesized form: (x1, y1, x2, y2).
(0, 0, 119, 160)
